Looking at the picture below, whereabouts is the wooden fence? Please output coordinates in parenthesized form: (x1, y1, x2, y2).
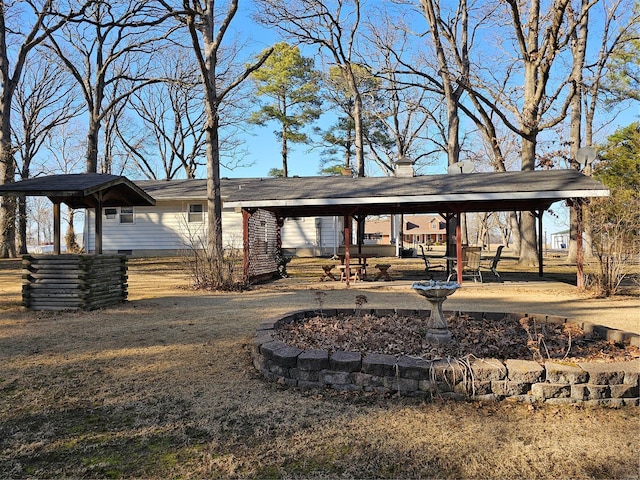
(22, 254, 128, 311)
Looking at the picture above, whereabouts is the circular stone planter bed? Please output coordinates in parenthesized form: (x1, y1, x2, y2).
(252, 309, 640, 406)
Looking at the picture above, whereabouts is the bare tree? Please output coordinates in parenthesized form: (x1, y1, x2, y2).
(363, 13, 441, 175)
(46, 0, 174, 174)
(257, 0, 368, 177)
(562, 0, 638, 262)
(444, 0, 589, 265)
(418, 0, 473, 169)
(11, 51, 83, 253)
(0, 0, 88, 257)
(158, 0, 273, 266)
(125, 52, 206, 180)
(42, 121, 87, 252)
(29, 196, 53, 247)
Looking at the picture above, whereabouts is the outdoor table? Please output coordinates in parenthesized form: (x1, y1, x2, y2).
(338, 253, 377, 265)
(338, 253, 377, 280)
(373, 263, 392, 281)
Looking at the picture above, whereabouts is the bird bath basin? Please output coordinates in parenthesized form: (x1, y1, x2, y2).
(412, 280, 461, 344)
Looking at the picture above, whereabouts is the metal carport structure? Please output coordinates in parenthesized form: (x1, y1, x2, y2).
(223, 169, 609, 285)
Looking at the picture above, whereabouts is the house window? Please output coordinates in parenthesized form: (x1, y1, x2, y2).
(188, 203, 204, 223)
(120, 206, 134, 224)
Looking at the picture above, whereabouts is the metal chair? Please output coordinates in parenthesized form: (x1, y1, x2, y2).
(481, 245, 504, 280)
(448, 246, 483, 282)
(419, 245, 445, 276)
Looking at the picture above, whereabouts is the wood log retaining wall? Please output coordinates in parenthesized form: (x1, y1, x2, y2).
(22, 254, 128, 311)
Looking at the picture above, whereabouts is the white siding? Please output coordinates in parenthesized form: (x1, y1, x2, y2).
(86, 203, 340, 255)
(86, 201, 243, 253)
(281, 216, 340, 255)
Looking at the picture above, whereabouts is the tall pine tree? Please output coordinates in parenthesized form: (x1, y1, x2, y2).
(250, 43, 322, 177)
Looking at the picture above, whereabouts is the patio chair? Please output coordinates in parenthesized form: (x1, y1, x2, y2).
(448, 246, 483, 282)
(481, 245, 504, 280)
(419, 245, 445, 276)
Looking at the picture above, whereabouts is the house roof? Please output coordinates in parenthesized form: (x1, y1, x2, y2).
(134, 178, 254, 202)
(0, 174, 156, 209)
(222, 170, 608, 217)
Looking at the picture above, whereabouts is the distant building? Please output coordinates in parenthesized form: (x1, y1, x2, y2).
(364, 214, 447, 246)
(550, 230, 569, 249)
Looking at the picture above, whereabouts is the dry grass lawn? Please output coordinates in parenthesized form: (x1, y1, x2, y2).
(0, 255, 639, 479)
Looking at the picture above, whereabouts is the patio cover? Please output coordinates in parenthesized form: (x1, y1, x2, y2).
(223, 169, 609, 284)
(0, 174, 156, 254)
(223, 170, 608, 217)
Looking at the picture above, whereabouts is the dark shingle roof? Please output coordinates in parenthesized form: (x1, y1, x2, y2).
(0, 174, 155, 209)
(1, 170, 607, 217)
(222, 170, 608, 216)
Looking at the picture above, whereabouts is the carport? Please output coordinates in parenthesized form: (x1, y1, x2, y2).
(224, 169, 609, 285)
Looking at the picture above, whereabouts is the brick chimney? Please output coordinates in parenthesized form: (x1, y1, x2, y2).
(395, 156, 415, 177)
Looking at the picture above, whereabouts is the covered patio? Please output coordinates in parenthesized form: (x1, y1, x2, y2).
(224, 169, 609, 285)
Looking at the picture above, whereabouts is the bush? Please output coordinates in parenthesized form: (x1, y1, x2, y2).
(586, 188, 640, 296)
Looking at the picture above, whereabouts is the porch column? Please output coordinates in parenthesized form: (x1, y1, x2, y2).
(456, 219, 463, 284)
(53, 202, 61, 255)
(343, 214, 351, 286)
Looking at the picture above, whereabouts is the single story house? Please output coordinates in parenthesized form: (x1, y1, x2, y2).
(83, 178, 347, 257)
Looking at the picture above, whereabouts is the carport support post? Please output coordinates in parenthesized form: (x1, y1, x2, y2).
(242, 209, 251, 282)
(53, 202, 61, 255)
(456, 219, 463, 284)
(576, 200, 585, 288)
(343, 214, 351, 286)
(535, 210, 544, 277)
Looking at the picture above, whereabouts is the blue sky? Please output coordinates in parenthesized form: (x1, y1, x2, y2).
(222, 1, 640, 181)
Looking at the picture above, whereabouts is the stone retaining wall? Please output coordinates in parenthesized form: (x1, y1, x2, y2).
(252, 309, 640, 406)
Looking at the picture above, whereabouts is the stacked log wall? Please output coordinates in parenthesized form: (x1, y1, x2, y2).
(22, 255, 128, 311)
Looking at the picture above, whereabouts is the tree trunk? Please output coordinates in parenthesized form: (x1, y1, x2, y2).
(0, 95, 16, 258)
(509, 211, 520, 252)
(17, 195, 27, 254)
(86, 121, 100, 173)
(282, 122, 288, 177)
(352, 88, 365, 177)
(567, 0, 589, 263)
(206, 111, 224, 260)
(519, 139, 538, 265)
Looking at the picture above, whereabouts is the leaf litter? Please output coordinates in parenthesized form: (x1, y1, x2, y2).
(275, 313, 640, 362)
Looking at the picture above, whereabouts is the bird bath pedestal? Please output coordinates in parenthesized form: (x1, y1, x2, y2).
(412, 280, 461, 344)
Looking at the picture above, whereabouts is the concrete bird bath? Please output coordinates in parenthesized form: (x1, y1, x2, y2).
(412, 280, 461, 344)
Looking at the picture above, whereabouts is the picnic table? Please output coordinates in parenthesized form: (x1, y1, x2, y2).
(337, 253, 377, 280)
